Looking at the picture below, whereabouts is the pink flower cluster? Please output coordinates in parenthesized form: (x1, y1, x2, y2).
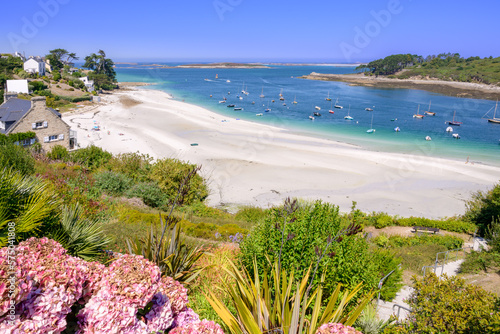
(315, 322, 363, 334)
(170, 319, 225, 334)
(0, 237, 104, 334)
(76, 253, 189, 333)
(0, 238, 224, 334)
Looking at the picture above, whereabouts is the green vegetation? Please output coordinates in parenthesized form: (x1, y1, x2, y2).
(385, 274, 500, 333)
(357, 53, 500, 85)
(0, 142, 36, 175)
(372, 234, 464, 250)
(463, 183, 500, 236)
(0, 54, 24, 103)
(2, 139, 499, 332)
(83, 50, 117, 90)
(362, 211, 476, 234)
(239, 200, 403, 301)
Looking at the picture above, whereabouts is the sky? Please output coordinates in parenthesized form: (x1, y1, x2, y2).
(1, 0, 499, 63)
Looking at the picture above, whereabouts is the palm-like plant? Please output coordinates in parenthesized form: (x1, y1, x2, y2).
(49, 204, 112, 261)
(126, 214, 205, 284)
(127, 166, 206, 284)
(0, 168, 60, 246)
(206, 258, 373, 334)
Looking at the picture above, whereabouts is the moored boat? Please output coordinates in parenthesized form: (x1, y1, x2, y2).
(448, 110, 462, 126)
(413, 104, 424, 119)
(424, 100, 435, 116)
(488, 100, 500, 124)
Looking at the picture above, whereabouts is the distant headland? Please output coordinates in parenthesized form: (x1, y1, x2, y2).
(300, 54, 500, 101)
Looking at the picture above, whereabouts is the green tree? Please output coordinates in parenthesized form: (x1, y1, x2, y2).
(83, 50, 116, 89)
(463, 183, 500, 236)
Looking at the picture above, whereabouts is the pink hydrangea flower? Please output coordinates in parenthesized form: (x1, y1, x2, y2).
(170, 319, 225, 334)
(315, 322, 363, 334)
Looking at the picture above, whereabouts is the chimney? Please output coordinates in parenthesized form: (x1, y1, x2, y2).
(31, 96, 46, 109)
(4, 92, 18, 102)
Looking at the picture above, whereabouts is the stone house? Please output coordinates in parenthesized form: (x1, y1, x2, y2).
(0, 94, 76, 151)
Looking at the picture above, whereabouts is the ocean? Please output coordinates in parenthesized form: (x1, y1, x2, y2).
(115, 64, 500, 166)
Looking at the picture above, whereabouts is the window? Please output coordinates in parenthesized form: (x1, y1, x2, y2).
(32, 121, 48, 129)
(49, 135, 58, 141)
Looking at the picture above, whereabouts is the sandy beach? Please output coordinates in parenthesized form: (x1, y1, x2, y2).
(63, 87, 500, 218)
(301, 73, 500, 101)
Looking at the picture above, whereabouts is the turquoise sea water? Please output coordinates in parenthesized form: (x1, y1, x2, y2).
(116, 64, 500, 166)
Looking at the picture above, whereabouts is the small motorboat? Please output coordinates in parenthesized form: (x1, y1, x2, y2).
(394, 127, 400, 132)
(365, 107, 374, 111)
(251, 101, 255, 104)
(219, 100, 226, 103)
(256, 113, 263, 116)
(452, 133, 460, 139)
(265, 108, 271, 112)
(309, 116, 315, 120)
(315, 106, 321, 110)
(329, 110, 335, 114)
(313, 112, 321, 117)
(227, 104, 235, 108)
(234, 107, 242, 111)
(446, 126, 453, 132)
(425, 136, 432, 141)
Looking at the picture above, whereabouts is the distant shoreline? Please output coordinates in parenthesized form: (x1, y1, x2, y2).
(300, 72, 500, 101)
(114, 62, 362, 69)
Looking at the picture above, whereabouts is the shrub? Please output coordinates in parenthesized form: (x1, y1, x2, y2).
(150, 158, 208, 205)
(69, 145, 112, 169)
(47, 144, 69, 160)
(386, 274, 500, 333)
(372, 234, 463, 250)
(94, 171, 132, 196)
(0, 142, 35, 175)
(234, 206, 269, 223)
(371, 249, 403, 301)
(125, 181, 167, 208)
(239, 200, 401, 301)
(396, 216, 476, 234)
(106, 152, 153, 181)
(463, 183, 500, 236)
(182, 201, 231, 219)
(460, 250, 500, 274)
(374, 214, 394, 229)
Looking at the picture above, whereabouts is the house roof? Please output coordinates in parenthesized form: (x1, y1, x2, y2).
(0, 98, 61, 134)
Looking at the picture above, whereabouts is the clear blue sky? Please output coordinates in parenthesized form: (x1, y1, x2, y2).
(1, 0, 498, 63)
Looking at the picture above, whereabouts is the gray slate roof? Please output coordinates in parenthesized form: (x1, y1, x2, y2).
(0, 98, 61, 134)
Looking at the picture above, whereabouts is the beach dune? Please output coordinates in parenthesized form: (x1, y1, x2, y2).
(63, 88, 500, 218)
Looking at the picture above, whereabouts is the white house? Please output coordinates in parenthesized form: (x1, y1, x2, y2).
(24, 57, 45, 76)
(6, 80, 29, 94)
(79, 76, 95, 92)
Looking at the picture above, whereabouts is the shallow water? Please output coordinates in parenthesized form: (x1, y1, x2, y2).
(116, 64, 500, 166)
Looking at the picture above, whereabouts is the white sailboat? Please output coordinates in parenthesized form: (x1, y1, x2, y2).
(325, 91, 332, 101)
(334, 98, 343, 109)
(259, 87, 265, 98)
(344, 105, 353, 120)
(424, 100, 435, 116)
(367, 112, 375, 133)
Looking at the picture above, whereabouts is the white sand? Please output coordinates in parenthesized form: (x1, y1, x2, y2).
(63, 88, 500, 218)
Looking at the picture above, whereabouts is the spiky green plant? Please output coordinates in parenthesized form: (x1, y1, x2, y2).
(206, 257, 373, 334)
(126, 214, 205, 283)
(0, 168, 60, 246)
(49, 204, 112, 260)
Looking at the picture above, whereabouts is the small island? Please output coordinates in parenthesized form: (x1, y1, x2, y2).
(300, 54, 500, 101)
